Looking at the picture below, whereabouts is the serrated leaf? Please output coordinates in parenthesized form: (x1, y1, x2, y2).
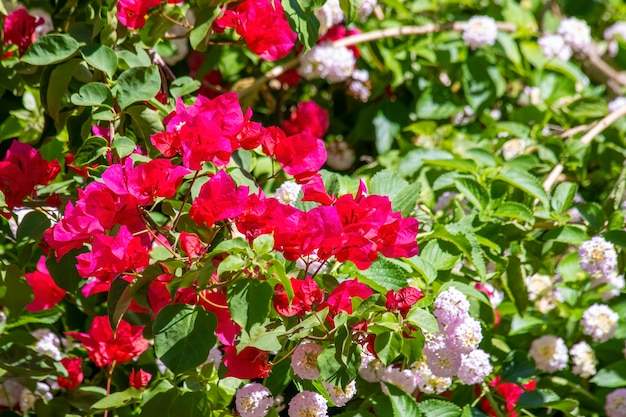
(81, 45, 118, 77)
(355, 258, 409, 292)
(454, 178, 489, 211)
(369, 170, 409, 200)
(496, 167, 550, 207)
(113, 66, 161, 110)
(386, 383, 421, 417)
(391, 182, 421, 216)
(492, 201, 535, 224)
(419, 399, 461, 417)
(22, 34, 80, 65)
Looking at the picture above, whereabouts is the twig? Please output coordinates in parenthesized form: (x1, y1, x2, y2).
(587, 46, 626, 87)
(543, 103, 626, 191)
(240, 58, 299, 97)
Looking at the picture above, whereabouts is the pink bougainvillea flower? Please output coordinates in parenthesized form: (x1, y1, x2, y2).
(223, 346, 270, 379)
(44, 201, 104, 258)
(196, 290, 241, 346)
(301, 174, 336, 206)
(189, 170, 249, 228)
(386, 287, 423, 316)
(274, 131, 327, 183)
(66, 316, 149, 367)
(3, 8, 43, 56)
(129, 369, 152, 389)
(325, 278, 373, 315)
(0, 141, 60, 217)
(58, 357, 83, 390)
(25, 256, 66, 312)
(273, 276, 325, 317)
(216, 0, 296, 61)
(282, 101, 330, 139)
(117, 0, 161, 30)
(180, 232, 205, 259)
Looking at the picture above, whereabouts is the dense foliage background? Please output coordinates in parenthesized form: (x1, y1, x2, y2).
(2, 0, 626, 416)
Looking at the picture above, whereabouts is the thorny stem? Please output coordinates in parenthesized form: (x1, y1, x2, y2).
(543, 102, 626, 191)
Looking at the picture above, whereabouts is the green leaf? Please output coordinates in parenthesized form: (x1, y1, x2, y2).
(496, 167, 550, 207)
(405, 307, 439, 333)
(575, 202, 605, 231)
(112, 135, 137, 158)
(374, 332, 402, 365)
(113, 66, 161, 110)
(419, 399, 462, 417)
(355, 258, 409, 292)
(170, 76, 201, 98)
(107, 278, 132, 331)
(373, 110, 401, 155)
(281, 0, 320, 50)
(0, 266, 32, 317)
(71, 82, 114, 108)
(91, 388, 140, 410)
(543, 226, 588, 245)
(46, 250, 83, 293)
(189, 7, 219, 52)
(238, 323, 285, 352)
(553, 182, 578, 213)
(418, 240, 461, 271)
(22, 34, 80, 65)
(253, 234, 274, 255)
(44, 59, 81, 124)
(124, 104, 165, 140)
(81, 45, 118, 77)
(502, 256, 528, 315)
(454, 178, 489, 211)
(590, 360, 626, 387)
(517, 389, 560, 408)
(462, 56, 503, 112)
(74, 136, 108, 166)
(492, 202, 534, 224)
(153, 304, 217, 373)
(169, 391, 211, 417)
(16, 210, 50, 243)
(386, 384, 421, 417)
(339, 0, 359, 23)
(370, 170, 409, 200)
(391, 182, 422, 216)
(415, 86, 462, 120)
(228, 279, 273, 332)
(605, 230, 626, 248)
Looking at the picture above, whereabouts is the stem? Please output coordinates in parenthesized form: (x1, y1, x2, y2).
(240, 58, 299, 98)
(543, 102, 626, 191)
(587, 46, 626, 87)
(270, 344, 298, 367)
(172, 171, 199, 231)
(103, 361, 117, 417)
(198, 291, 229, 309)
(160, 11, 191, 28)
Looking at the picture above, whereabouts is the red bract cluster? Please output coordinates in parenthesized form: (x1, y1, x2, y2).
(282, 101, 330, 139)
(25, 256, 66, 312)
(274, 276, 325, 317)
(0, 141, 60, 217)
(386, 287, 424, 316)
(2, 8, 43, 56)
(129, 369, 152, 389)
(58, 358, 83, 390)
(117, 0, 160, 30)
(215, 0, 297, 61)
(190, 170, 249, 228)
(481, 377, 536, 417)
(65, 316, 148, 368)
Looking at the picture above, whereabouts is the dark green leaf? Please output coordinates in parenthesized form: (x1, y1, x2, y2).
(454, 178, 489, 211)
(81, 45, 118, 77)
(502, 256, 528, 315)
(46, 250, 83, 293)
(22, 34, 80, 65)
(153, 304, 217, 373)
(113, 66, 161, 110)
(419, 399, 461, 417)
(374, 332, 402, 365)
(228, 279, 273, 332)
(0, 266, 32, 317)
(496, 167, 550, 207)
(16, 210, 50, 243)
(386, 383, 422, 417)
(590, 360, 626, 387)
(168, 391, 211, 417)
(74, 136, 108, 166)
(44, 59, 81, 124)
(125, 105, 165, 140)
(70, 82, 114, 108)
(107, 278, 132, 331)
(543, 226, 588, 245)
(575, 202, 605, 231)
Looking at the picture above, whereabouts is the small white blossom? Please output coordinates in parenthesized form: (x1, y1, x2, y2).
(32, 328, 63, 361)
(411, 360, 451, 394)
(525, 273, 562, 313)
(570, 341, 597, 378)
(529, 335, 569, 373)
(609, 97, 626, 114)
(359, 352, 385, 382)
(314, 0, 344, 35)
(448, 317, 483, 354)
(501, 138, 530, 160)
(288, 391, 328, 417)
(538, 34, 573, 61)
(433, 286, 470, 330)
(558, 17, 592, 54)
(604, 22, 626, 57)
(462, 16, 498, 50)
(457, 349, 493, 385)
(380, 366, 418, 395)
(348, 69, 371, 102)
(357, 0, 377, 21)
(0, 380, 24, 408)
(19, 382, 52, 413)
(236, 383, 273, 417)
(579, 236, 618, 278)
(299, 44, 356, 83)
(291, 343, 323, 380)
(275, 181, 302, 206)
(322, 380, 356, 406)
(606, 388, 626, 417)
(581, 304, 618, 343)
(206, 348, 223, 368)
(424, 348, 463, 378)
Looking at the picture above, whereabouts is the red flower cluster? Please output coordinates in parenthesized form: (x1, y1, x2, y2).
(117, 0, 160, 30)
(0, 141, 60, 218)
(481, 376, 536, 417)
(215, 0, 297, 61)
(129, 369, 152, 389)
(385, 287, 423, 316)
(282, 101, 330, 139)
(2, 8, 43, 56)
(58, 357, 83, 390)
(274, 276, 325, 317)
(25, 256, 66, 312)
(66, 316, 149, 368)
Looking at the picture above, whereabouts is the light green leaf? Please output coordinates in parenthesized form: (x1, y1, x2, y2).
(551, 182, 578, 213)
(91, 388, 140, 410)
(454, 178, 489, 211)
(113, 66, 161, 110)
(496, 166, 550, 207)
(406, 307, 439, 333)
(355, 258, 409, 292)
(81, 45, 118, 77)
(70, 82, 114, 108)
(22, 34, 80, 65)
(228, 279, 273, 332)
(492, 202, 534, 224)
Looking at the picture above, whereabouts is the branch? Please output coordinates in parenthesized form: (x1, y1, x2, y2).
(587, 46, 626, 88)
(543, 103, 626, 191)
(239, 58, 299, 97)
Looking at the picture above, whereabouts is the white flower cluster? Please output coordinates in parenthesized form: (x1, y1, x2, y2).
(322, 380, 356, 406)
(236, 383, 274, 417)
(298, 44, 356, 83)
(275, 181, 302, 206)
(359, 352, 386, 382)
(32, 328, 63, 361)
(380, 366, 418, 395)
(609, 97, 626, 113)
(525, 273, 563, 313)
(291, 343, 324, 380)
(348, 69, 371, 102)
(605, 22, 626, 57)
(579, 236, 618, 278)
(538, 34, 573, 61)
(558, 17, 592, 54)
(529, 335, 569, 373)
(569, 341, 597, 378)
(411, 360, 452, 394)
(581, 304, 618, 343)
(288, 391, 328, 417)
(606, 388, 626, 417)
(314, 0, 344, 35)
(462, 16, 498, 50)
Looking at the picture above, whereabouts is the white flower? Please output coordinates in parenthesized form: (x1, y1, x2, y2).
(433, 286, 470, 329)
(288, 391, 328, 417)
(380, 366, 417, 395)
(604, 22, 626, 57)
(298, 44, 356, 83)
(322, 380, 356, 406)
(462, 16, 498, 50)
(529, 335, 568, 373)
(359, 352, 385, 382)
(0, 380, 24, 408)
(501, 138, 530, 161)
(275, 181, 302, 206)
(558, 17, 592, 54)
(411, 360, 452, 394)
(609, 97, 626, 114)
(606, 388, 626, 417)
(581, 304, 618, 343)
(457, 349, 493, 385)
(236, 383, 273, 417)
(19, 382, 52, 413)
(579, 237, 619, 278)
(348, 69, 371, 102)
(424, 348, 463, 378)
(206, 347, 223, 368)
(291, 343, 323, 380)
(32, 328, 63, 361)
(525, 274, 562, 313)
(357, 0, 377, 21)
(314, 0, 344, 35)
(538, 34, 573, 61)
(569, 341, 597, 378)
(448, 317, 483, 354)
